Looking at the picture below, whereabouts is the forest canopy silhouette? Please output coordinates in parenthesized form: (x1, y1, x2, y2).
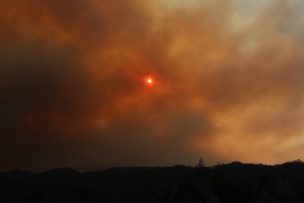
(1, 161, 304, 202)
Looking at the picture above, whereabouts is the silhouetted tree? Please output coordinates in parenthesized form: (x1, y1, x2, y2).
(196, 157, 205, 168)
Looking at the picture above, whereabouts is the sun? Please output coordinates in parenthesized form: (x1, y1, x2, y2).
(145, 77, 154, 86)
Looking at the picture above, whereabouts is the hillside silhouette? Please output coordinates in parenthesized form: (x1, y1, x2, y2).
(1, 161, 304, 202)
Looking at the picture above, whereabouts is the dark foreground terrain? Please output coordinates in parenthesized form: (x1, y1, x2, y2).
(1, 161, 304, 203)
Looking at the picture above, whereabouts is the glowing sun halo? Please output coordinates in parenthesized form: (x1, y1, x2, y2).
(146, 77, 154, 86)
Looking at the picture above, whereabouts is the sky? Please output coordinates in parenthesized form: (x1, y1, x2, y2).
(1, 0, 304, 171)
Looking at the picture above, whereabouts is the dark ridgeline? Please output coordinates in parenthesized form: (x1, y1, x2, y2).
(1, 161, 304, 202)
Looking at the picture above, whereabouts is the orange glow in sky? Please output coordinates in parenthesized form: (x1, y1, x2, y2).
(146, 77, 154, 86)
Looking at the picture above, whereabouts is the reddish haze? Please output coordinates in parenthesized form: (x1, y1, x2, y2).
(1, 0, 304, 171)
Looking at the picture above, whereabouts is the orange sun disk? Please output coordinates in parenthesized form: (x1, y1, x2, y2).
(146, 77, 154, 86)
